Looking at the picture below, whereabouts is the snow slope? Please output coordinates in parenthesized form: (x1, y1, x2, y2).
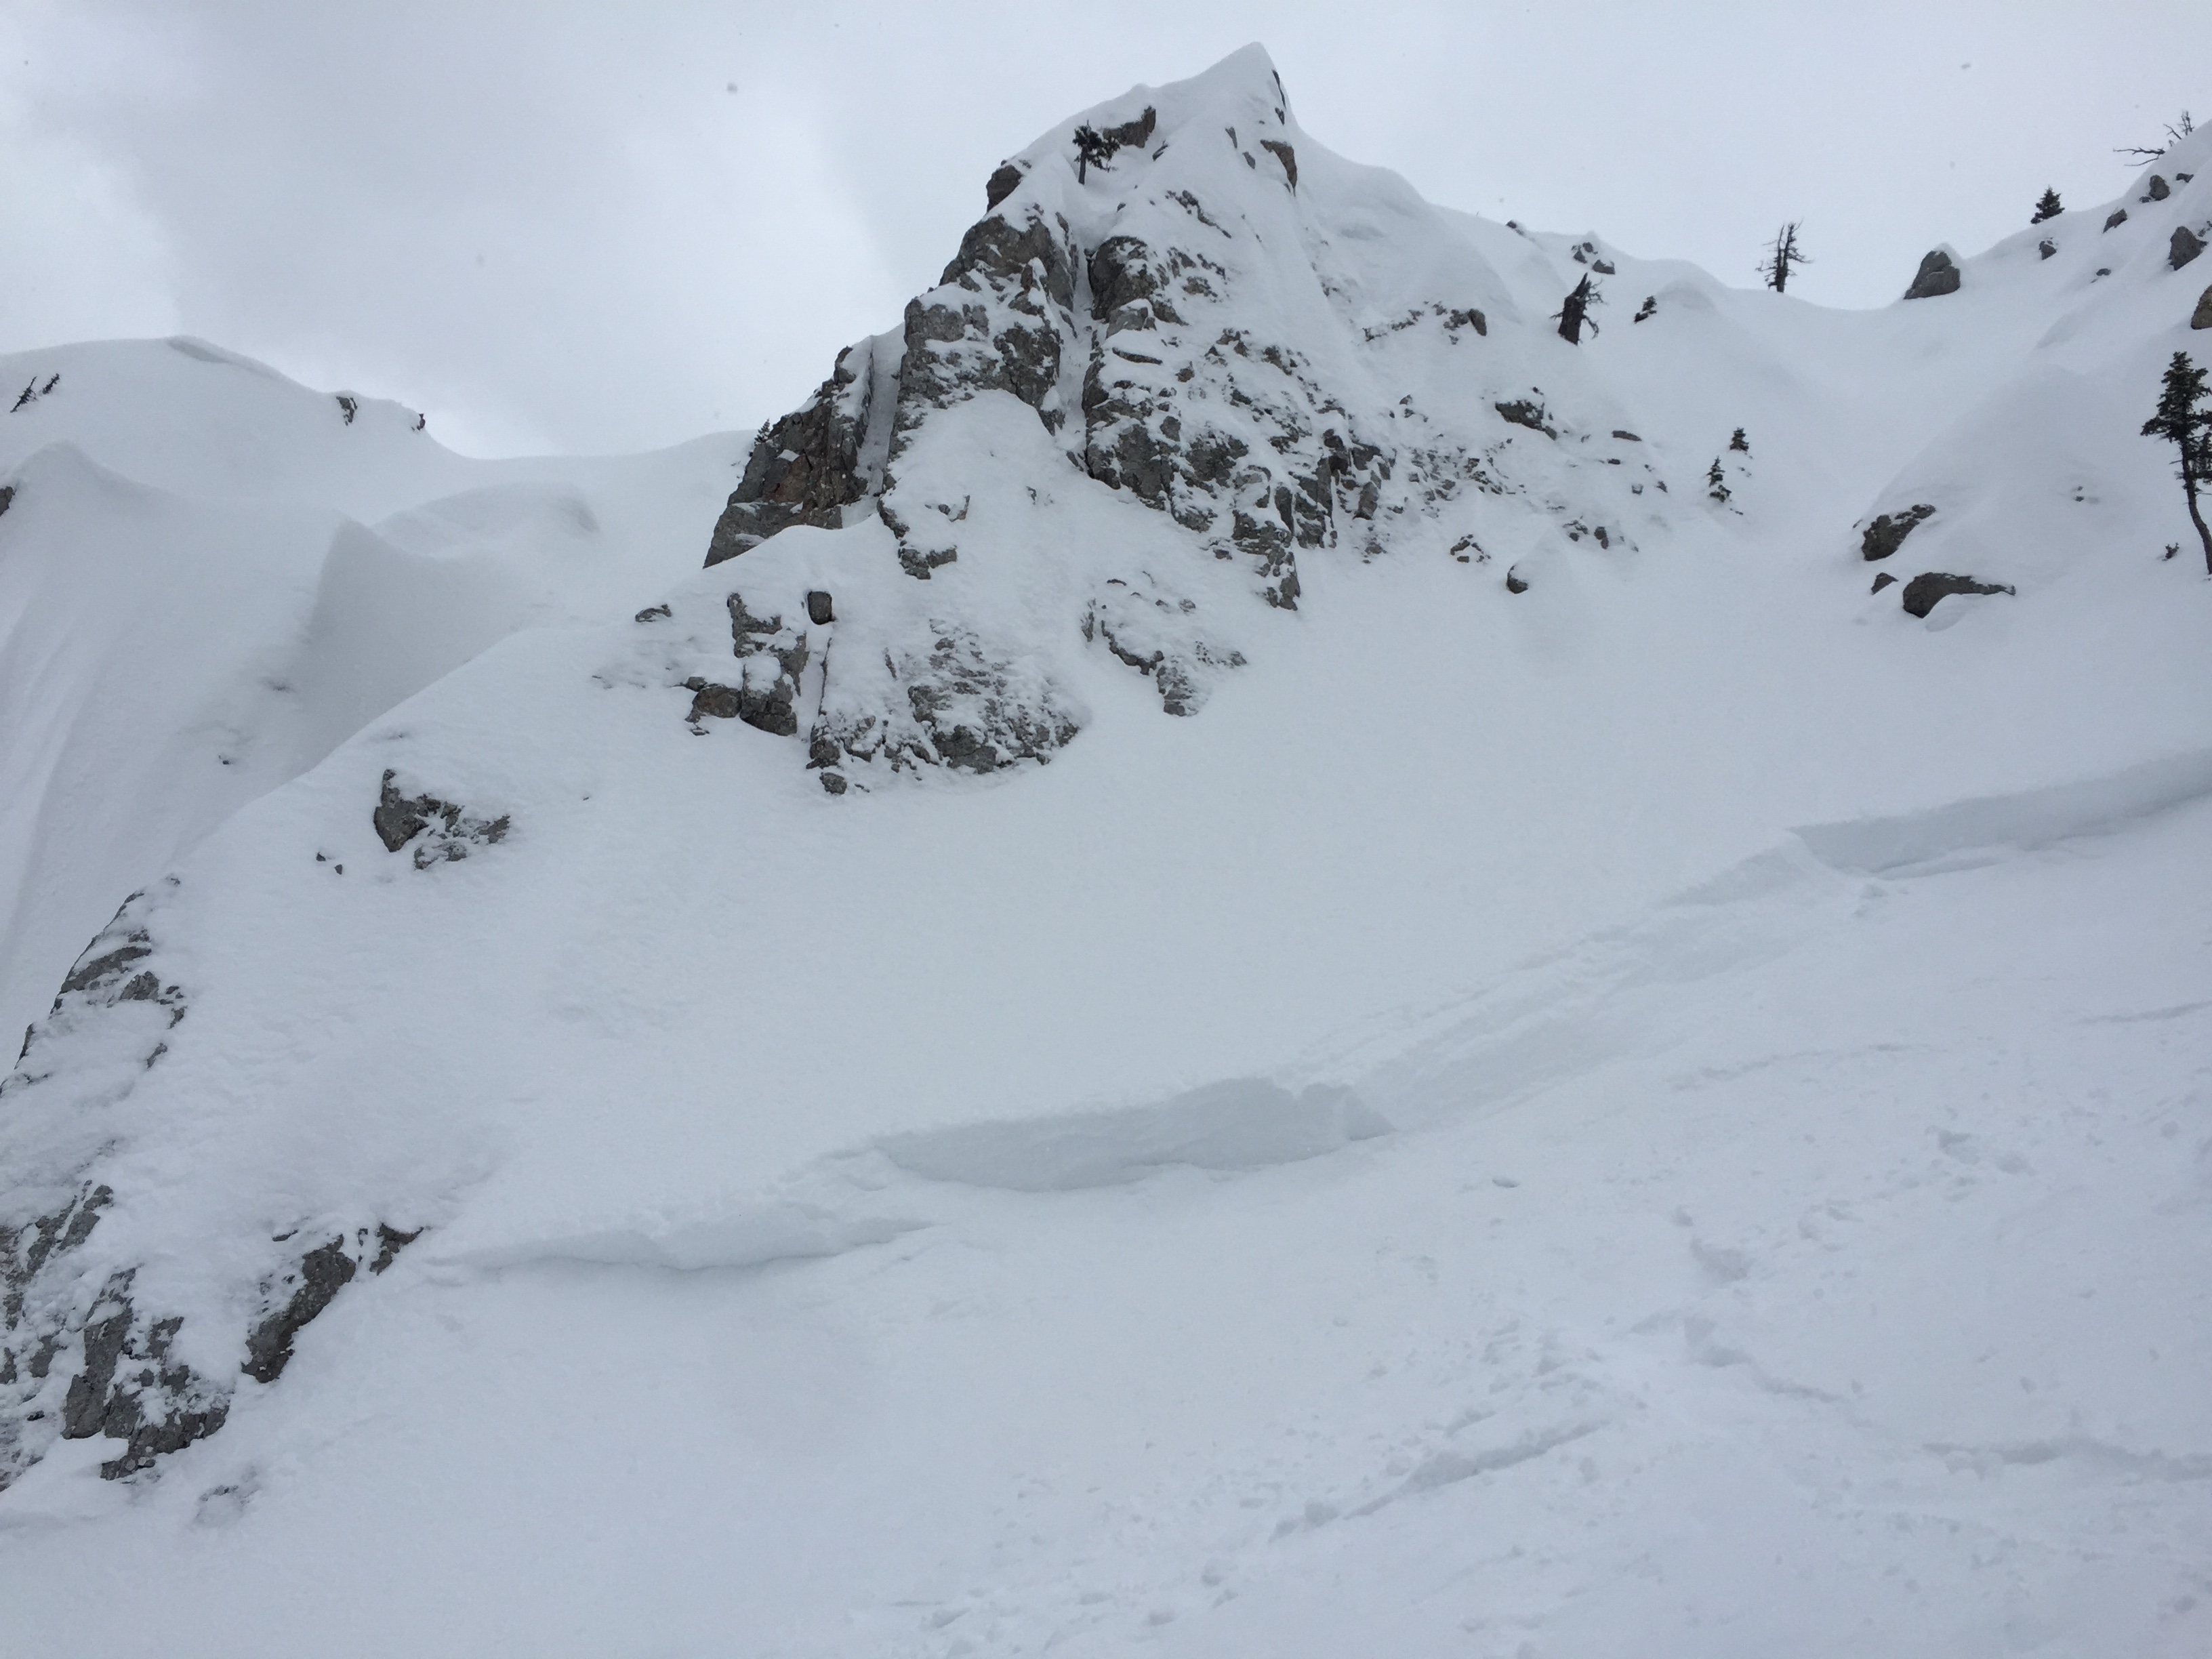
(2, 45, 2209, 1659)
(0, 337, 746, 1052)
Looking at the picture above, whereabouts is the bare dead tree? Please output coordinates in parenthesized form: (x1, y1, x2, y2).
(1757, 222, 1811, 293)
(1555, 274, 1603, 344)
(2117, 110, 2194, 163)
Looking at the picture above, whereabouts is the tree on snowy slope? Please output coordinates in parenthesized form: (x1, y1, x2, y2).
(1555, 273, 1602, 344)
(2031, 188, 2064, 224)
(1757, 222, 1810, 293)
(1073, 123, 1114, 182)
(2142, 350, 2212, 574)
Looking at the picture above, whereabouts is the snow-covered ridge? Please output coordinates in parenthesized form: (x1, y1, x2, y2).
(0, 337, 745, 1058)
(687, 45, 2212, 798)
(1, 46, 2210, 1656)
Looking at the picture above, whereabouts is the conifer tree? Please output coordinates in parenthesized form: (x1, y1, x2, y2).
(1706, 458, 1731, 505)
(2030, 188, 2064, 224)
(2142, 351, 2212, 573)
(1073, 124, 1115, 182)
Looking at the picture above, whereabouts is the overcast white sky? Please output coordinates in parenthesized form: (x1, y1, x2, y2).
(3, 2, 2205, 457)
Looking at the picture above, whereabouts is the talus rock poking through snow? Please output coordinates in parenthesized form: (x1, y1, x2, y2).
(1903, 249, 1962, 299)
(1900, 571, 2015, 617)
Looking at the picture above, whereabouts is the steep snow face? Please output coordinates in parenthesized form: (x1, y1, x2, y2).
(0, 339, 745, 1055)
(2, 46, 2211, 1659)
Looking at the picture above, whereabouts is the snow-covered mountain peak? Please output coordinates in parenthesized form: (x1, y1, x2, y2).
(695, 52, 1682, 791)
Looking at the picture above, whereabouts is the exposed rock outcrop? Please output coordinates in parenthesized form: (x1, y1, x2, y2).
(2193, 283, 2212, 329)
(1900, 571, 2014, 617)
(705, 335, 899, 567)
(1903, 250, 1961, 300)
(1, 888, 424, 1488)
(806, 623, 1082, 779)
(687, 51, 1652, 792)
(2171, 226, 2205, 270)
(373, 772, 510, 867)
(1860, 504, 1936, 560)
(241, 1225, 418, 1386)
(684, 595, 810, 736)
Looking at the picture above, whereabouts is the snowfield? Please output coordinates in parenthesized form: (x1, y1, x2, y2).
(2, 45, 2209, 1659)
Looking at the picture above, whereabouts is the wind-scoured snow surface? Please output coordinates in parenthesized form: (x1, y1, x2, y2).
(2, 45, 2210, 1658)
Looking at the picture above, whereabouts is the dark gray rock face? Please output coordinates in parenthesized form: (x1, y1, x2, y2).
(2193, 283, 2212, 329)
(1861, 504, 1937, 560)
(2171, 226, 2205, 270)
(985, 161, 1025, 209)
(0, 483, 13, 518)
(1258, 138, 1296, 188)
(1902, 250, 1961, 300)
(1107, 107, 1158, 148)
(1871, 571, 1898, 594)
(1073, 239, 1350, 611)
(2106, 209, 2129, 232)
(1900, 571, 2014, 617)
(2039, 239, 2057, 260)
(1494, 399, 1556, 438)
(373, 772, 510, 867)
(241, 1225, 413, 1385)
(685, 595, 810, 736)
(2146, 175, 2171, 201)
(901, 209, 1080, 428)
(705, 337, 894, 567)
(1, 892, 423, 1488)
(57, 1272, 229, 1479)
